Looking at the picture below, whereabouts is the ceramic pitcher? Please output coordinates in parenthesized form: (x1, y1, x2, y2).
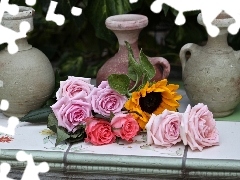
(179, 12, 240, 117)
(96, 14, 170, 86)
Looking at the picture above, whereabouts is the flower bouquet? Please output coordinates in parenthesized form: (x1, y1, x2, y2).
(46, 42, 219, 151)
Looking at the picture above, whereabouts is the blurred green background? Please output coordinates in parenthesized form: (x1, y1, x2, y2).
(8, 0, 240, 79)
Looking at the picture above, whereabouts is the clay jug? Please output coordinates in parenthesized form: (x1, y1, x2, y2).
(0, 6, 55, 118)
(96, 14, 170, 86)
(179, 12, 240, 117)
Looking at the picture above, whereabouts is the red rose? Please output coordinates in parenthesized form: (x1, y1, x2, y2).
(111, 113, 140, 142)
(85, 118, 116, 145)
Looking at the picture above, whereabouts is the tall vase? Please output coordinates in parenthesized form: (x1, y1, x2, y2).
(0, 6, 55, 118)
(96, 14, 170, 86)
(179, 12, 240, 117)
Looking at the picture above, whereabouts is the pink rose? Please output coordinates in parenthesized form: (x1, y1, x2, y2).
(85, 118, 116, 145)
(111, 113, 140, 141)
(180, 103, 219, 151)
(146, 109, 182, 147)
(51, 97, 92, 132)
(56, 76, 94, 100)
(91, 81, 127, 117)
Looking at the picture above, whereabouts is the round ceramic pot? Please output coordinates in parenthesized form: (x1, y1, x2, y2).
(0, 6, 55, 118)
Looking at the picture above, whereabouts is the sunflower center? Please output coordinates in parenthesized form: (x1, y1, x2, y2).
(139, 92, 162, 114)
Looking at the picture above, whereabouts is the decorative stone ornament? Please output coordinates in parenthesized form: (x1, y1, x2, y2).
(0, 6, 55, 118)
(96, 14, 170, 86)
(179, 11, 240, 117)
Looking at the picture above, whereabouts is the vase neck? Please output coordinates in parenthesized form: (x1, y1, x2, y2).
(6, 38, 32, 52)
(118, 41, 140, 57)
(206, 28, 229, 48)
(113, 29, 141, 57)
(113, 29, 141, 46)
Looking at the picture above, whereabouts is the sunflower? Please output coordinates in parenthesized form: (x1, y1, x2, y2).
(124, 79, 182, 130)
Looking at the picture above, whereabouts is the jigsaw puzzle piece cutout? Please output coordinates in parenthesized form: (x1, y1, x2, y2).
(0, 163, 14, 180)
(0, 117, 19, 136)
(71, 6, 82, 16)
(200, 0, 240, 36)
(0, 21, 30, 54)
(16, 151, 49, 180)
(151, 0, 202, 25)
(0, 0, 31, 54)
(46, 1, 65, 26)
(175, 12, 186, 25)
(0, 100, 19, 136)
(226, 13, 239, 35)
(150, 0, 240, 37)
(223, 2, 240, 35)
(0, 116, 19, 136)
(129, 0, 138, 3)
(0, 0, 19, 23)
(0, 99, 9, 111)
(200, 8, 221, 37)
(228, 20, 239, 35)
(25, 0, 36, 6)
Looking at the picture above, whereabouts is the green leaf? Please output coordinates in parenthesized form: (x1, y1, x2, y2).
(52, 70, 68, 97)
(136, 83, 145, 92)
(47, 113, 58, 133)
(128, 49, 142, 81)
(20, 107, 53, 123)
(125, 41, 142, 82)
(125, 41, 134, 58)
(69, 131, 85, 143)
(67, 136, 85, 144)
(170, 7, 179, 16)
(43, 98, 56, 107)
(141, 74, 148, 89)
(165, 16, 207, 52)
(228, 30, 240, 50)
(162, 4, 170, 16)
(84, 0, 134, 44)
(70, 132, 84, 139)
(60, 56, 85, 77)
(68, 125, 86, 143)
(56, 127, 70, 146)
(139, 49, 155, 81)
(108, 74, 130, 95)
(109, 111, 115, 120)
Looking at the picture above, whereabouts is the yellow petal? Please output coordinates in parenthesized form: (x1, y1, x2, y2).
(161, 91, 174, 99)
(162, 97, 180, 107)
(138, 120, 147, 130)
(167, 84, 179, 91)
(153, 106, 165, 115)
(160, 101, 178, 111)
(173, 94, 182, 101)
(155, 79, 168, 87)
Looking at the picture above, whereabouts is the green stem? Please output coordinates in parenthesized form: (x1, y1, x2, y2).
(126, 92, 132, 98)
(128, 75, 139, 93)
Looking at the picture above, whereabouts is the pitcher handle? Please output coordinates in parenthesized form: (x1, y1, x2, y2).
(150, 57, 170, 79)
(179, 43, 198, 71)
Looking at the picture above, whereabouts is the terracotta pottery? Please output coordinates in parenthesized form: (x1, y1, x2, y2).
(179, 11, 240, 117)
(96, 14, 170, 86)
(0, 6, 55, 118)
